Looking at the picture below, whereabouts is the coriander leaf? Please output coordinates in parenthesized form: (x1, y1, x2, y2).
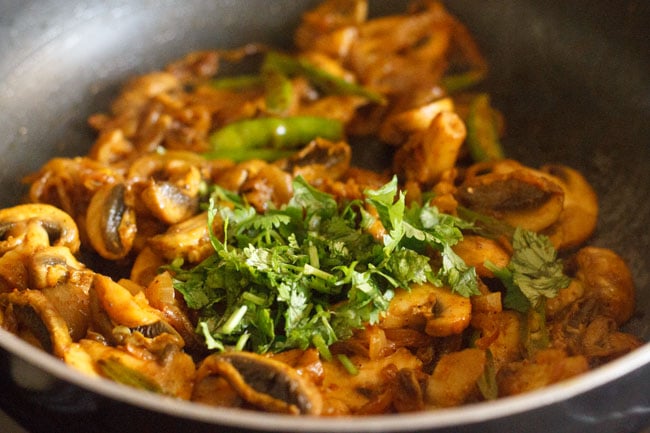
(488, 227, 570, 311)
(172, 176, 479, 355)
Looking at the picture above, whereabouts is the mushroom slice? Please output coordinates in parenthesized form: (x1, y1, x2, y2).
(278, 138, 352, 184)
(140, 180, 199, 225)
(539, 165, 598, 250)
(89, 274, 181, 345)
(148, 212, 213, 264)
(86, 183, 137, 260)
(456, 160, 565, 232)
(393, 111, 466, 186)
(41, 270, 92, 342)
(0, 204, 80, 254)
(380, 97, 455, 145)
(196, 351, 323, 415)
(28, 245, 86, 289)
(0, 289, 72, 357)
(127, 152, 205, 224)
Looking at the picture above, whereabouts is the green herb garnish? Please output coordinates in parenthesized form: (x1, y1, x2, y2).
(486, 226, 570, 312)
(169, 176, 478, 355)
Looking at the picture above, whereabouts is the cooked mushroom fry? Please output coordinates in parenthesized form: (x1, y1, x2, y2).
(0, 0, 641, 418)
(196, 352, 323, 415)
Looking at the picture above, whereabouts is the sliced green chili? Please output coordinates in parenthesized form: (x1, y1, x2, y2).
(262, 69, 294, 116)
(205, 116, 344, 162)
(440, 69, 486, 94)
(208, 74, 264, 91)
(97, 357, 162, 394)
(466, 93, 504, 162)
(263, 51, 386, 104)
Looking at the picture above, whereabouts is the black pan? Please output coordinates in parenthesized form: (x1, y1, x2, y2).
(0, 1, 649, 432)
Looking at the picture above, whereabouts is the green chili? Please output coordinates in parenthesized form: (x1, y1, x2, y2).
(440, 69, 486, 94)
(466, 93, 504, 162)
(205, 116, 344, 161)
(263, 51, 386, 104)
(208, 74, 264, 90)
(97, 358, 162, 393)
(262, 69, 294, 116)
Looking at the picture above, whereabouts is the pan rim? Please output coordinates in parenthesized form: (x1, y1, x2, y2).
(1, 326, 649, 431)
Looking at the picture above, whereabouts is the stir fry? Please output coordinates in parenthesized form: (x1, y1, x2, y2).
(0, 0, 642, 416)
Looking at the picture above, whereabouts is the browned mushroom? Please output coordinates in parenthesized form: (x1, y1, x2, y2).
(393, 111, 466, 186)
(195, 351, 323, 415)
(425, 348, 486, 407)
(0, 203, 80, 254)
(277, 138, 352, 185)
(127, 152, 206, 224)
(88, 274, 182, 346)
(147, 211, 213, 264)
(539, 164, 598, 250)
(456, 160, 565, 232)
(0, 289, 73, 358)
(86, 183, 137, 260)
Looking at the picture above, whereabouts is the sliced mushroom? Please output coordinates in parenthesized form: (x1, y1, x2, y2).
(424, 284, 472, 337)
(240, 163, 294, 212)
(41, 270, 92, 342)
(571, 247, 635, 326)
(144, 271, 205, 352)
(452, 235, 510, 278)
(140, 180, 199, 225)
(277, 138, 352, 184)
(425, 348, 486, 407)
(0, 249, 29, 292)
(0, 289, 72, 357)
(456, 160, 565, 232)
(539, 164, 598, 250)
(0, 204, 80, 255)
(86, 183, 137, 260)
(130, 246, 166, 287)
(380, 97, 455, 145)
(148, 212, 213, 264)
(379, 282, 471, 337)
(128, 152, 205, 224)
(28, 245, 86, 289)
(393, 111, 466, 186)
(195, 351, 323, 415)
(89, 274, 181, 345)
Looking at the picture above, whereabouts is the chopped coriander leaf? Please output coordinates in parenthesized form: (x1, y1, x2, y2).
(171, 176, 478, 354)
(486, 226, 571, 312)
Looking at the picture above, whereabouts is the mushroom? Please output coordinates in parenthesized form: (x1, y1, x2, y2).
(89, 274, 182, 345)
(379, 282, 471, 338)
(393, 111, 466, 186)
(425, 348, 486, 407)
(28, 245, 86, 290)
(380, 97, 455, 145)
(539, 164, 598, 250)
(147, 212, 214, 264)
(456, 160, 565, 232)
(195, 351, 323, 415)
(85, 182, 137, 260)
(140, 181, 199, 225)
(0, 289, 73, 358)
(127, 152, 205, 224)
(0, 203, 80, 255)
(277, 138, 352, 184)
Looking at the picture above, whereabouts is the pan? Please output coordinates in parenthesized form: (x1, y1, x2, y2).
(0, 1, 649, 432)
